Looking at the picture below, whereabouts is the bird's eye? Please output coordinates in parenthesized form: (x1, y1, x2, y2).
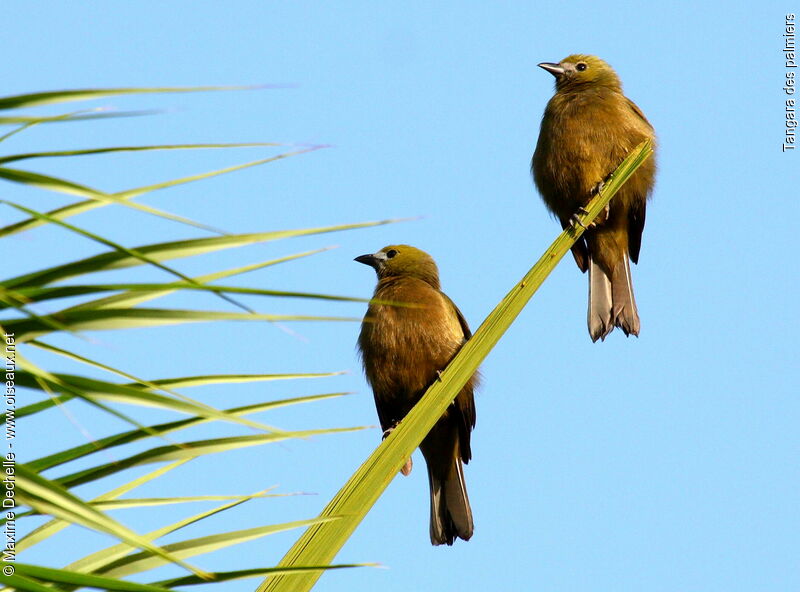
(386, 249, 398, 259)
(576, 63, 587, 72)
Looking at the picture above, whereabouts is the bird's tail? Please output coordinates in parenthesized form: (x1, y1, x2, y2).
(611, 251, 640, 337)
(427, 454, 473, 546)
(587, 252, 639, 341)
(588, 255, 613, 341)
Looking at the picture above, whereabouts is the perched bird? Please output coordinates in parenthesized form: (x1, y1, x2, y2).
(531, 54, 656, 341)
(356, 245, 477, 545)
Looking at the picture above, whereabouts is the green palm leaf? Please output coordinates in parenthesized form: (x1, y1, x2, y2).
(17, 465, 208, 578)
(57, 427, 368, 489)
(65, 490, 292, 577)
(9, 565, 175, 592)
(16, 461, 190, 552)
(28, 392, 348, 471)
(1, 220, 397, 290)
(0, 86, 263, 110)
(0, 142, 281, 165)
(63, 247, 334, 311)
(14, 372, 283, 434)
(0, 147, 324, 238)
(152, 564, 376, 587)
(7, 308, 358, 342)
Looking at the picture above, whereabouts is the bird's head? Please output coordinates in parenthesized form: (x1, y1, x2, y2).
(355, 244, 440, 288)
(538, 54, 621, 92)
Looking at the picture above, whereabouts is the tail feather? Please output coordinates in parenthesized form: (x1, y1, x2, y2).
(588, 256, 613, 342)
(428, 458, 473, 546)
(588, 252, 640, 340)
(611, 252, 640, 337)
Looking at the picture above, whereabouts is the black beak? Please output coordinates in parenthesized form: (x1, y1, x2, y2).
(538, 62, 565, 77)
(355, 254, 379, 269)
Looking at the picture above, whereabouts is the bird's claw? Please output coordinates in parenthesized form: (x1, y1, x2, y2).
(571, 211, 588, 229)
(589, 203, 611, 227)
(574, 202, 611, 230)
(436, 370, 444, 382)
(382, 423, 399, 440)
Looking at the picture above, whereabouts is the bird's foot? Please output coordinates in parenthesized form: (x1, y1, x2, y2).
(436, 370, 444, 382)
(575, 198, 611, 229)
(382, 422, 399, 440)
(591, 180, 605, 196)
(588, 203, 611, 228)
(571, 209, 588, 229)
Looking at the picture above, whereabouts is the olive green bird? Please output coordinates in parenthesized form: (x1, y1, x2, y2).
(356, 245, 477, 546)
(531, 54, 656, 341)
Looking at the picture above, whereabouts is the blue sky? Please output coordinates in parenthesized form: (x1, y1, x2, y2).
(7, 2, 798, 591)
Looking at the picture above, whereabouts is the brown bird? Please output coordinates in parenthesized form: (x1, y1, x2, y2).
(531, 54, 656, 341)
(356, 245, 477, 545)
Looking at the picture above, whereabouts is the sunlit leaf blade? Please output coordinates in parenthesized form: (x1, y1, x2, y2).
(95, 518, 337, 580)
(0, 108, 94, 143)
(11, 564, 175, 592)
(2, 573, 63, 592)
(0, 144, 298, 233)
(66, 489, 281, 578)
(6, 308, 358, 342)
(0, 142, 281, 165)
(0, 166, 98, 197)
(14, 489, 293, 520)
(0, 289, 74, 334)
(139, 375, 346, 389)
(5, 372, 342, 423)
(0, 85, 265, 110)
(23, 338, 274, 424)
(257, 140, 655, 592)
(3, 282, 367, 309)
(27, 332, 341, 391)
(65, 489, 288, 576)
(2, 396, 57, 421)
(28, 392, 349, 471)
(0, 200, 254, 313)
(0, 148, 325, 238)
(1, 220, 398, 290)
(0, 109, 160, 125)
(16, 464, 208, 578)
(17, 352, 167, 438)
(13, 372, 282, 434)
(153, 564, 376, 587)
(64, 247, 335, 312)
(0, 167, 230, 234)
(57, 426, 367, 489)
(89, 491, 292, 510)
(16, 461, 190, 552)
(25, 494, 334, 586)
(24, 340, 332, 440)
